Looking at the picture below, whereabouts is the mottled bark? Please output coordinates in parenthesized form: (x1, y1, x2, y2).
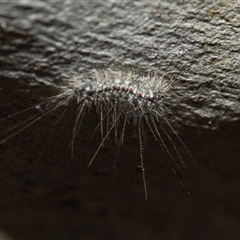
(0, 1, 239, 128)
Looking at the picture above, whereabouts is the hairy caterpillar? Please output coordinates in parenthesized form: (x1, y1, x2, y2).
(0, 69, 195, 199)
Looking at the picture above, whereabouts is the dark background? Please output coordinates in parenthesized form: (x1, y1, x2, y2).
(0, 1, 240, 239)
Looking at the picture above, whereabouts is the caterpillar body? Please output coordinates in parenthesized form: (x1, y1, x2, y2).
(0, 69, 195, 199)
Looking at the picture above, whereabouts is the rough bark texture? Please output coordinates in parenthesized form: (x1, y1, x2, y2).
(0, 1, 240, 239)
(1, 0, 240, 128)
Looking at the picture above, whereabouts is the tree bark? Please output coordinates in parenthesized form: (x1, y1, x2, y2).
(0, 1, 239, 128)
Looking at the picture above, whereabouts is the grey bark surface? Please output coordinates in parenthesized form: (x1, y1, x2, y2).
(0, 1, 240, 240)
(0, 1, 239, 128)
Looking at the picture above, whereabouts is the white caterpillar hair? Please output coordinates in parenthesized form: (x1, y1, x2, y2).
(0, 69, 195, 199)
